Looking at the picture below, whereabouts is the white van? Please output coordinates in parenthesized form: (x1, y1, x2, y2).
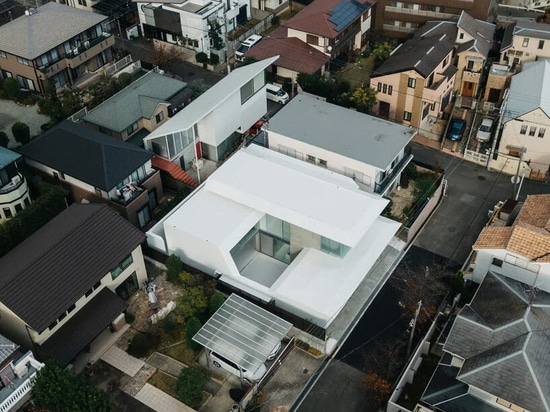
(235, 35, 262, 61)
(266, 84, 289, 105)
(209, 350, 267, 385)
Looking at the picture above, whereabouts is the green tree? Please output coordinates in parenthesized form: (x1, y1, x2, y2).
(175, 367, 209, 408)
(178, 286, 208, 318)
(208, 21, 223, 50)
(118, 72, 132, 88)
(189, 79, 209, 98)
(349, 86, 377, 113)
(2, 78, 18, 98)
(0, 131, 9, 148)
(166, 254, 183, 283)
(11, 122, 30, 145)
(373, 42, 394, 63)
(31, 361, 111, 412)
(186, 316, 203, 351)
(208, 291, 225, 316)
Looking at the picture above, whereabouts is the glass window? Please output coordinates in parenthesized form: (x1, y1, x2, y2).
(403, 111, 412, 121)
(14, 204, 22, 213)
(320, 237, 350, 258)
(388, 85, 392, 95)
(520, 125, 528, 134)
(408, 77, 416, 88)
(137, 205, 151, 228)
(155, 112, 164, 123)
(383, 84, 387, 94)
(538, 128, 546, 138)
(3, 207, 11, 218)
(377, 82, 382, 92)
(523, 38, 529, 47)
(111, 254, 134, 280)
(539, 40, 545, 49)
(240, 79, 254, 103)
(306, 154, 316, 163)
(148, 190, 157, 210)
(529, 126, 536, 136)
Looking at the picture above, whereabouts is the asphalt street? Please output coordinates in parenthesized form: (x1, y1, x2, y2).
(296, 144, 550, 412)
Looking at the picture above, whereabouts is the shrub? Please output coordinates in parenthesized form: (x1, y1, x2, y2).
(175, 367, 209, 408)
(162, 315, 178, 336)
(127, 332, 158, 358)
(209, 53, 219, 66)
(208, 292, 225, 316)
(118, 72, 132, 88)
(195, 52, 208, 64)
(413, 173, 438, 203)
(400, 162, 418, 189)
(124, 311, 135, 324)
(271, 15, 280, 26)
(178, 286, 208, 318)
(166, 254, 183, 283)
(0, 131, 8, 148)
(11, 122, 30, 145)
(2, 78, 18, 98)
(186, 317, 203, 351)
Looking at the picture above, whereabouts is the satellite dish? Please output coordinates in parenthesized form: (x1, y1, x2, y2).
(511, 175, 521, 184)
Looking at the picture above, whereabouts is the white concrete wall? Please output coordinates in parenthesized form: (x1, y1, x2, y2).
(0, 303, 34, 349)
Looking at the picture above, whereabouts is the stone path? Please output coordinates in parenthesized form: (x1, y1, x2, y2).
(135, 383, 195, 412)
(101, 346, 145, 377)
(147, 352, 186, 377)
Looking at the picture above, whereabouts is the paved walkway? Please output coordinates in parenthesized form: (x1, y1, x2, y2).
(101, 346, 145, 377)
(146, 352, 186, 377)
(136, 383, 195, 412)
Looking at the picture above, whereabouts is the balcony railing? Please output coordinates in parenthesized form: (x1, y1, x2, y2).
(384, 5, 457, 19)
(110, 181, 145, 206)
(66, 32, 112, 59)
(0, 354, 43, 412)
(375, 147, 413, 195)
(0, 174, 25, 194)
(383, 24, 417, 34)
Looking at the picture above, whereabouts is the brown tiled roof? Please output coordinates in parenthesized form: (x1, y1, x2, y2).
(514, 194, 550, 230)
(474, 227, 513, 250)
(245, 37, 330, 74)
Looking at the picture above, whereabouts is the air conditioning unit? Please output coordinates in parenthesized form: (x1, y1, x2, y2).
(73, 48, 79, 55)
(84, 41, 90, 48)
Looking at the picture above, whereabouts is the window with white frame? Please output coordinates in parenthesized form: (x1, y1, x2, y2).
(529, 126, 536, 136)
(520, 125, 528, 134)
(407, 77, 416, 88)
(403, 111, 412, 121)
(523, 38, 529, 47)
(538, 128, 546, 138)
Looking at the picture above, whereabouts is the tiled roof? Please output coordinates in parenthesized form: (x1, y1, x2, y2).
(285, 0, 371, 38)
(474, 194, 550, 261)
(443, 273, 550, 412)
(0, 146, 21, 170)
(0, 204, 145, 333)
(18, 120, 153, 191)
(244, 37, 330, 75)
(0, 2, 107, 59)
(456, 11, 495, 58)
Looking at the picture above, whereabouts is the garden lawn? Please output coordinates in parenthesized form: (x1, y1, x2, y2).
(148, 371, 178, 398)
(336, 55, 375, 90)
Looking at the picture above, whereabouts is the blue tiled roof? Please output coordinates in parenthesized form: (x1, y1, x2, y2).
(0, 146, 21, 169)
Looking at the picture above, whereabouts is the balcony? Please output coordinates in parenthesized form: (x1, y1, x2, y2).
(375, 147, 413, 195)
(110, 181, 145, 206)
(383, 24, 417, 34)
(384, 5, 457, 20)
(0, 354, 44, 412)
(65, 32, 113, 59)
(0, 174, 29, 205)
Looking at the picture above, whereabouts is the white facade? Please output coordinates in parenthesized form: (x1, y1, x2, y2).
(147, 145, 401, 327)
(0, 177, 31, 224)
(144, 57, 275, 165)
(0, 350, 44, 412)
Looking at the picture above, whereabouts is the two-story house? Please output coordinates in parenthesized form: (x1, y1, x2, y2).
(497, 60, 550, 176)
(0, 203, 147, 366)
(147, 144, 404, 335)
(81, 71, 190, 145)
(144, 57, 276, 171)
(18, 121, 163, 229)
(265, 94, 417, 196)
(283, 0, 374, 59)
(500, 20, 550, 72)
(0, 147, 31, 224)
(0, 335, 44, 412)
(374, 0, 496, 39)
(370, 21, 457, 138)
(0, 2, 115, 93)
(453, 11, 495, 99)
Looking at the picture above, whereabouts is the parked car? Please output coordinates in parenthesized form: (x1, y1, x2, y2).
(235, 35, 262, 61)
(266, 84, 289, 105)
(209, 350, 267, 384)
(447, 118, 467, 141)
(476, 117, 494, 142)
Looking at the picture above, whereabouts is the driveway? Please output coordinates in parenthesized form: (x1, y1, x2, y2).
(0, 100, 49, 148)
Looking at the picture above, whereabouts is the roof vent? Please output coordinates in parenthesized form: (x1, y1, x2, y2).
(25, 7, 37, 15)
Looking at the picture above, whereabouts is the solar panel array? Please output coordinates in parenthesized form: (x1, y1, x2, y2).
(328, 0, 370, 32)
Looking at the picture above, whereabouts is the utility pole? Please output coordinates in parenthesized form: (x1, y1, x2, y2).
(513, 148, 525, 199)
(407, 300, 422, 360)
(487, 88, 510, 171)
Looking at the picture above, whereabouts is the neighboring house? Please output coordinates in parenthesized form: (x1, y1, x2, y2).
(0, 203, 147, 366)
(497, 60, 550, 176)
(468, 194, 550, 293)
(135, 0, 250, 56)
(370, 21, 457, 135)
(283, 0, 374, 59)
(53, 0, 100, 13)
(500, 0, 550, 11)
(0, 147, 31, 224)
(374, 0, 496, 39)
(0, 2, 115, 93)
(482, 62, 511, 106)
(243, 37, 330, 81)
(0, 335, 44, 412)
(419, 271, 550, 412)
(453, 12, 495, 98)
(18, 121, 163, 229)
(144, 57, 276, 167)
(249, 0, 287, 13)
(500, 20, 550, 72)
(147, 144, 403, 330)
(81, 71, 190, 145)
(0, 0, 15, 26)
(266, 94, 417, 196)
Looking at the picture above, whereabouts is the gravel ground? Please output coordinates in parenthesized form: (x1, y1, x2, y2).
(0, 99, 49, 149)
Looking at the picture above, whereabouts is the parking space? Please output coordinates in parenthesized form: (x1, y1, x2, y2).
(440, 104, 474, 153)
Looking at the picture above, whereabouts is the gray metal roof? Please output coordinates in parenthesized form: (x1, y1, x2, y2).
(0, 146, 21, 169)
(504, 60, 550, 124)
(442, 272, 550, 412)
(0, 203, 145, 333)
(18, 120, 153, 191)
(0, 2, 107, 59)
(514, 20, 550, 41)
(372, 21, 456, 78)
(0, 334, 17, 365)
(268, 94, 416, 170)
(193, 294, 292, 373)
(456, 11, 495, 58)
(82, 72, 188, 133)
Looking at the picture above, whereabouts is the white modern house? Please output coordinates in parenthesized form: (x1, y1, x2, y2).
(147, 144, 402, 328)
(468, 194, 550, 293)
(135, 0, 251, 56)
(144, 57, 276, 169)
(0, 147, 32, 224)
(266, 94, 416, 196)
(497, 60, 550, 177)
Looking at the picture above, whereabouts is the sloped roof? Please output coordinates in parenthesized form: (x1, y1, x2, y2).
(372, 21, 456, 78)
(82, 72, 187, 133)
(285, 0, 371, 38)
(18, 120, 153, 191)
(0, 204, 145, 333)
(514, 20, 550, 41)
(456, 11, 495, 58)
(504, 60, 550, 123)
(0, 2, 107, 59)
(244, 37, 330, 75)
(0, 146, 21, 169)
(443, 272, 550, 412)
(473, 194, 550, 261)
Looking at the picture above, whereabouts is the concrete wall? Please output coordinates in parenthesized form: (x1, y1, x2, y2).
(289, 224, 320, 260)
(406, 175, 444, 244)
